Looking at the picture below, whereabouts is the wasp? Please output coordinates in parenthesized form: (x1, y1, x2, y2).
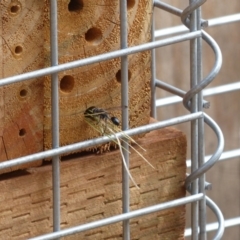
(84, 106, 120, 127)
(83, 106, 155, 189)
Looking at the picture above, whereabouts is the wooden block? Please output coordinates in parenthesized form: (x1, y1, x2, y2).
(43, 0, 153, 150)
(0, 0, 152, 171)
(0, 0, 45, 172)
(0, 126, 187, 239)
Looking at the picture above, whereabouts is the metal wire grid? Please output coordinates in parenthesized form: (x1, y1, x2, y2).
(0, 0, 228, 239)
(159, 11, 240, 237)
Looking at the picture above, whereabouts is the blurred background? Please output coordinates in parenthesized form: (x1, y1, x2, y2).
(154, 1, 240, 239)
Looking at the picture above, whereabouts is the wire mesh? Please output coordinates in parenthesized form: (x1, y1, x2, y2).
(0, 0, 230, 239)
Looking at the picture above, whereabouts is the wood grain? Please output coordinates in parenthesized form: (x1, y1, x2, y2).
(43, 0, 153, 150)
(0, 126, 187, 239)
(0, 0, 152, 172)
(0, 0, 45, 172)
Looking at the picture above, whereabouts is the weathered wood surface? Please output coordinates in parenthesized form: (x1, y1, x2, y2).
(0, 0, 45, 172)
(43, 0, 152, 150)
(0, 0, 152, 172)
(0, 127, 187, 239)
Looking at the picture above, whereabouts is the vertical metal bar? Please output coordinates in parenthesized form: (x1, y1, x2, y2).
(50, 0, 61, 233)
(120, 1, 130, 239)
(151, 8, 157, 118)
(197, 7, 207, 240)
(189, 1, 199, 239)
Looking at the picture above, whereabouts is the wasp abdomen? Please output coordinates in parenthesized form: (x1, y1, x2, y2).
(111, 116, 120, 126)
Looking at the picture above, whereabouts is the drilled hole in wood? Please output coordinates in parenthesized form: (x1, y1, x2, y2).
(68, 0, 83, 12)
(85, 27, 102, 45)
(115, 69, 132, 83)
(60, 75, 75, 93)
(10, 5, 20, 13)
(127, 0, 135, 9)
(15, 45, 23, 55)
(19, 89, 27, 97)
(19, 128, 26, 137)
(9, 2, 21, 15)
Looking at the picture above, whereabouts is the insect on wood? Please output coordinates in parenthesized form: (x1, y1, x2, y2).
(83, 106, 155, 189)
(84, 106, 120, 127)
